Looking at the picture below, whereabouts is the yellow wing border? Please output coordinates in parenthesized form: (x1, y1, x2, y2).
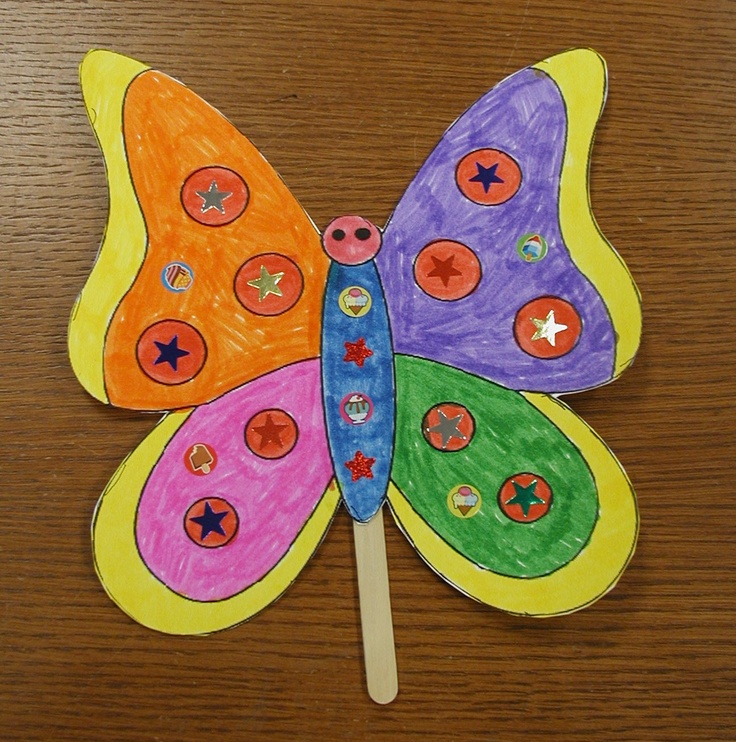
(69, 50, 150, 404)
(92, 410, 341, 635)
(387, 390, 638, 617)
(534, 49, 642, 379)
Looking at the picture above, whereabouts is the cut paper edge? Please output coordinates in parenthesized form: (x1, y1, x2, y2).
(387, 389, 638, 617)
(534, 49, 642, 380)
(92, 409, 341, 634)
(69, 50, 150, 404)
(74, 51, 329, 413)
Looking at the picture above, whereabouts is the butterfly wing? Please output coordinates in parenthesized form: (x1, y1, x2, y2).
(387, 355, 637, 616)
(93, 360, 340, 634)
(377, 48, 641, 394)
(70, 50, 329, 411)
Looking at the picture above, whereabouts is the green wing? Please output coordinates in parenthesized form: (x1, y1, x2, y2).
(388, 355, 638, 616)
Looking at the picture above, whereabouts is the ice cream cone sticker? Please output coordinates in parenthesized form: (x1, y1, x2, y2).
(448, 485, 481, 518)
(339, 286, 372, 317)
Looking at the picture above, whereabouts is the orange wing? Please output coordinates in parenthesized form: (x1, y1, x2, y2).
(69, 51, 328, 411)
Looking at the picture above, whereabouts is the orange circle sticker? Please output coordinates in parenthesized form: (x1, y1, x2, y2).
(514, 296, 582, 359)
(414, 240, 481, 301)
(245, 408, 299, 459)
(184, 497, 239, 548)
(181, 166, 249, 226)
(497, 473, 552, 523)
(234, 254, 304, 316)
(456, 148, 522, 205)
(136, 320, 207, 385)
(422, 403, 475, 451)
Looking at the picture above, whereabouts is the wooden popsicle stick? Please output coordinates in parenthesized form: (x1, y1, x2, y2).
(352, 506, 398, 704)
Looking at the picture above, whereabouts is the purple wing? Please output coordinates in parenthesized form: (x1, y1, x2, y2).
(377, 58, 617, 393)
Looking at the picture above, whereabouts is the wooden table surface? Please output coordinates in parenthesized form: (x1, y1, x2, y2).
(2, 1, 734, 739)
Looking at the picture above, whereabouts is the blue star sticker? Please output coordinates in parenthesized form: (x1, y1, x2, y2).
(469, 161, 504, 193)
(189, 501, 228, 541)
(153, 335, 190, 371)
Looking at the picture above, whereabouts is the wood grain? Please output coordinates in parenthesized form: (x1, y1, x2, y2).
(1, 1, 734, 739)
(353, 509, 398, 705)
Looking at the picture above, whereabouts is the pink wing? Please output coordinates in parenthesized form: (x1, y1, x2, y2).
(93, 359, 339, 633)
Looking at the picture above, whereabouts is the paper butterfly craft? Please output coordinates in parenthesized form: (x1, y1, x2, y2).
(70, 48, 641, 701)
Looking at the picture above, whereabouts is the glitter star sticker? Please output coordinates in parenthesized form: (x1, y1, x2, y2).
(530, 309, 568, 347)
(343, 337, 374, 367)
(427, 255, 463, 287)
(504, 479, 546, 518)
(153, 335, 190, 371)
(345, 450, 376, 481)
(247, 265, 285, 301)
(426, 409, 466, 449)
(468, 161, 504, 193)
(196, 179, 232, 213)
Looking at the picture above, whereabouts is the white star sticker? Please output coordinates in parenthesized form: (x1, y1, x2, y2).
(530, 309, 568, 347)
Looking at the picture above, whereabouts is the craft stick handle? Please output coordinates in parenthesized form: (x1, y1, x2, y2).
(352, 507, 398, 704)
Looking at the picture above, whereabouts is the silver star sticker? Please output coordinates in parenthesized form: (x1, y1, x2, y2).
(196, 180, 232, 213)
(427, 409, 466, 449)
(530, 309, 568, 347)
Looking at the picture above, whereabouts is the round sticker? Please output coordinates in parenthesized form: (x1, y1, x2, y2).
(340, 393, 374, 425)
(447, 484, 482, 519)
(245, 408, 298, 459)
(136, 320, 207, 385)
(516, 233, 548, 263)
(513, 296, 582, 359)
(234, 253, 303, 316)
(162, 261, 194, 292)
(338, 286, 372, 317)
(184, 497, 239, 548)
(422, 403, 475, 451)
(413, 240, 482, 301)
(181, 166, 249, 226)
(455, 148, 522, 205)
(497, 473, 553, 523)
(184, 443, 217, 475)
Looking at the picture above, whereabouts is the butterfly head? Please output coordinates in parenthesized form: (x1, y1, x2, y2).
(322, 215, 382, 265)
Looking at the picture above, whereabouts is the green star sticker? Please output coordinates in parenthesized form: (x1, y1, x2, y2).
(504, 479, 545, 518)
(247, 265, 285, 301)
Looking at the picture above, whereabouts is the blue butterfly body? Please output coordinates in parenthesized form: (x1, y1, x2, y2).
(322, 257, 395, 522)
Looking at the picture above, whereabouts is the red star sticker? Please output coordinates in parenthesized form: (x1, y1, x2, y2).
(251, 414, 288, 450)
(343, 337, 374, 367)
(426, 255, 463, 287)
(344, 450, 376, 481)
